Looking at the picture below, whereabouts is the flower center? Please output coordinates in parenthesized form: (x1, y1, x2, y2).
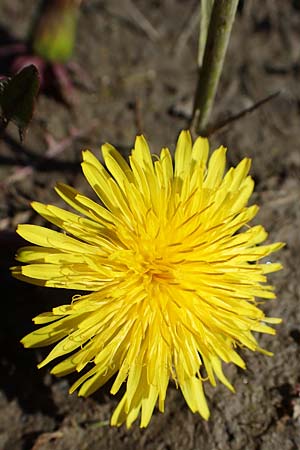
(128, 246, 172, 286)
(143, 259, 174, 283)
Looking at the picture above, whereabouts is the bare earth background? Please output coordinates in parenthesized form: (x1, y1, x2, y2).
(0, 1, 300, 449)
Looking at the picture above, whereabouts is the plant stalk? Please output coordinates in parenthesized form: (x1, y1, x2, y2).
(191, 0, 239, 135)
(198, 0, 214, 67)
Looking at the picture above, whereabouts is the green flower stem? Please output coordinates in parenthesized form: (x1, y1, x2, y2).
(191, 0, 239, 136)
(198, 0, 214, 67)
(29, 0, 81, 63)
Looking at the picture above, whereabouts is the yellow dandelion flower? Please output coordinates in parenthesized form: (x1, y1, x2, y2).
(12, 130, 283, 428)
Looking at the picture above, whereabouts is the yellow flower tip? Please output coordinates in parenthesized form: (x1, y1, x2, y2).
(30, 200, 37, 209)
(37, 360, 47, 370)
(178, 129, 192, 141)
(81, 149, 97, 167)
(14, 130, 283, 428)
(15, 224, 23, 237)
(134, 133, 148, 148)
(20, 336, 29, 348)
(259, 348, 274, 357)
(30, 200, 39, 209)
(81, 148, 91, 157)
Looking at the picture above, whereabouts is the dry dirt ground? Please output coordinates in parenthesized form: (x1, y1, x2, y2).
(0, 1, 300, 449)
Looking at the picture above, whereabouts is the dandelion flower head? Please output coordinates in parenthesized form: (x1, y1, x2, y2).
(13, 130, 283, 428)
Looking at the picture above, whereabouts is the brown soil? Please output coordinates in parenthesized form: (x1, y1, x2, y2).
(1, 1, 300, 449)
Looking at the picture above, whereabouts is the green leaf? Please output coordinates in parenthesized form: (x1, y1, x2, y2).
(0, 65, 40, 140)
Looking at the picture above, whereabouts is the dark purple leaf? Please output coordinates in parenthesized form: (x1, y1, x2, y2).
(0, 65, 40, 140)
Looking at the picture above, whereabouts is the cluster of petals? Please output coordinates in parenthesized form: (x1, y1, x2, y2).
(13, 130, 283, 428)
